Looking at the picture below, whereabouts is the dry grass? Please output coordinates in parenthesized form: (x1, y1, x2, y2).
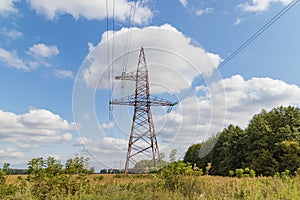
(3, 174, 300, 199)
(5, 174, 27, 185)
(5, 174, 152, 185)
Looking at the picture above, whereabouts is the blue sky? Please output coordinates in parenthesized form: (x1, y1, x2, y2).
(0, 0, 300, 170)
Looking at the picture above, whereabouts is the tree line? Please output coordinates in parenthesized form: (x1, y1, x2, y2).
(184, 106, 300, 176)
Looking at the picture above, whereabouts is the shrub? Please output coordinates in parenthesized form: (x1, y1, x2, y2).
(0, 169, 6, 185)
(235, 168, 244, 178)
(249, 169, 256, 178)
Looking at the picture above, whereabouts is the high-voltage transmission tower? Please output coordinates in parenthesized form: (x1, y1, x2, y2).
(110, 47, 177, 175)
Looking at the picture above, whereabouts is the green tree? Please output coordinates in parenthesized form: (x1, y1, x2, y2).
(0, 169, 6, 185)
(169, 149, 177, 162)
(184, 125, 244, 176)
(275, 140, 300, 172)
(184, 143, 203, 166)
(243, 106, 300, 175)
(2, 163, 10, 174)
(184, 106, 300, 176)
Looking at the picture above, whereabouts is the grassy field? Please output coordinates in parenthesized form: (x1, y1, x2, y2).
(2, 174, 300, 199)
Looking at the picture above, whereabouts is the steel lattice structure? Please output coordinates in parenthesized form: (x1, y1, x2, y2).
(110, 47, 177, 174)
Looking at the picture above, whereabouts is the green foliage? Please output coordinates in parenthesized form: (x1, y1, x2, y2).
(2, 163, 10, 174)
(157, 161, 203, 197)
(3, 166, 300, 199)
(235, 168, 244, 178)
(184, 143, 202, 164)
(0, 168, 19, 199)
(232, 168, 256, 178)
(18, 156, 94, 199)
(249, 169, 256, 178)
(0, 169, 6, 185)
(169, 149, 178, 162)
(159, 161, 194, 177)
(184, 106, 300, 176)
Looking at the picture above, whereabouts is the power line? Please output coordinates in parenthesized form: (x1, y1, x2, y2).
(105, 0, 112, 121)
(106, 0, 117, 121)
(121, 0, 138, 90)
(192, 0, 300, 90)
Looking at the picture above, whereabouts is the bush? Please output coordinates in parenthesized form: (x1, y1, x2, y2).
(235, 168, 244, 178)
(0, 169, 6, 185)
(249, 169, 256, 178)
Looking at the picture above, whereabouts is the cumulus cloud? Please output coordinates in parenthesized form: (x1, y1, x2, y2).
(53, 69, 74, 79)
(77, 74, 300, 164)
(25, 43, 60, 68)
(26, 0, 153, 24)
(0, 148, 25, 159)
(0, 48, 31, 71)
(150, 75, 300, 157)
(82, 24, 222, 94)
(74, 136, 128, 167)
(0, 0, 19, 15)
(239, 0, 293, 12)
(220, 75, 300, 125)
(1, 27, 22, 39)
(28, 43, 59, 58)
(0, 44, 60, 71)
(0, 108, 75, 145)
(76, 136, 127, 151)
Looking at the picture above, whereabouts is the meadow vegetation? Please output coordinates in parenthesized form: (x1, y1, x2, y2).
(1, 159, 300, 199)
(1, 106, 300, 199)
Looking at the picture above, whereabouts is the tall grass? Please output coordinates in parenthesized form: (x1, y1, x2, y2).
(1, 174, 300, 199)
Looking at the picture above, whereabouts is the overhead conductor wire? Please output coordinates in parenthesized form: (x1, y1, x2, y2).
(121, 0, 138, 91)
(106, 0, 116, 121)
(187, 0, 300, 102)
(109, 0, 116, 121)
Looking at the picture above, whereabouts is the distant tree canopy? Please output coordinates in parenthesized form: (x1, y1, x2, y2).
(184, 106, 300, 176)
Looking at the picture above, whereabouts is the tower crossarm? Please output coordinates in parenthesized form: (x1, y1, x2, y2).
(149, 95, 178, 106)
(109, 95, 136, 106)
(115, 71, 138, 81)
(110, 95, 177, 107)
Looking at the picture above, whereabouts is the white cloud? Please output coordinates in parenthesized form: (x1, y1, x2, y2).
(239, 0, 293, 12)
(0, 44, 60, 71)
(72, 74, 300, 167)
(1, 27, 22, 39)
(0, 48, 31, 71)
(26, 0, 153, 24)
(0, 148, 24, 159)
(196, 7, 214, 16)
(74, 136, 128, 167)
(53, 69, 74, 79)
(153, 75, 300, 157)
(99, 122, 114, 130)
(0, 0, 19, 15)
(179, 0, 188, 7)
(0, 108, 75, 145)
(234, 17, 244, 26)
(28, 43, 59, 58)
(82, 24, 222, 94)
